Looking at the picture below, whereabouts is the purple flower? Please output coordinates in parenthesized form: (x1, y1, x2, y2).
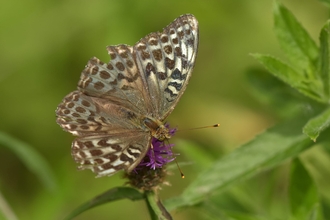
(135, 125, 177, 171)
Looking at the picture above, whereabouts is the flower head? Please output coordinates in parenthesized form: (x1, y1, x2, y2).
(135, 126, 177, 170)
(125, 124, 177, 191)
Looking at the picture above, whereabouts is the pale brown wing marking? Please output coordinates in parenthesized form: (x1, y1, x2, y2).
(72, 134, 151, 177)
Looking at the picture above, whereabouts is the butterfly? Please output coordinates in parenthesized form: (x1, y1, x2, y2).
(56, 14, 199, 177)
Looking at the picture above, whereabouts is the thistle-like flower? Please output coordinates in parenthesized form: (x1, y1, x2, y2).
(137, 126, 177, 170)
(125, 125, 177, 191)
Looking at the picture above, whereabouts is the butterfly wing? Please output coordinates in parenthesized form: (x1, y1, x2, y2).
(72, 133, 151, 177)
(56, 91, 151, 176)
(56, 14, 199, 177)
(78, 46, 152, 117)
(77, 14, 198, 121)
(134, 14, 199, 120)
(56, 91, 146, 136)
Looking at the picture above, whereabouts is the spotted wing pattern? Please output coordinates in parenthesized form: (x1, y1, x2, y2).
(56, 14, 199, 177)
(134, 14, 198, 120)
(56, 91, 152, 177)
(72, 133, 150, 177)
(78, 47, 151, 117)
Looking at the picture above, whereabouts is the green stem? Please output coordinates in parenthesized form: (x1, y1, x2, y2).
(145, 191, 172, 220)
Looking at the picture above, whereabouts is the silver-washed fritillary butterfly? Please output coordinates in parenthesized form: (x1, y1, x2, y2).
(56, 14, 199, 177)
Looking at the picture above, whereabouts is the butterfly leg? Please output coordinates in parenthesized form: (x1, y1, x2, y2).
(150, 143, 156, 162)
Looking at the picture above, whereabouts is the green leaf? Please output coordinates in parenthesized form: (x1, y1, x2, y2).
(252, 54, 302, 87)
(273, 1, 318, 74)
(64, 187, 144, 220)
(303, 107, 330, 141)
(0, 131, 57, 191)
(165, 117, 313, 210)
(245, 67, 306, 117)
(252, 54, 324, 103)
(201, 188, 272, 220)
(289, 159, 323, 220)
(319, 20, 330, 100)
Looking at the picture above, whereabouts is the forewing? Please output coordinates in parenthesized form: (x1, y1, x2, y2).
(72, 133, 151, 177)
(134, 14, 199, 120)
(78, 45, 152, 116)
(56, 91, 145, 137)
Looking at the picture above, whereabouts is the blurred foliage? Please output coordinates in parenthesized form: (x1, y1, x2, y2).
(1, 0, 330, 219)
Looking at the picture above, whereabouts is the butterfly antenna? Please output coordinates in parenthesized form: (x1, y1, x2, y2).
(170, 124, 220, 178)
(174, 158, 185, 178)
(164, 138, 185, 178)
(176, 123, 220, 132)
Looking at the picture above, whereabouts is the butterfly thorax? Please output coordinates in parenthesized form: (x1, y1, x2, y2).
(143, 117, 170, 141)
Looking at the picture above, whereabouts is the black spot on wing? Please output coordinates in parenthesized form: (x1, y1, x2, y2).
(145, 63, 156, 77)
(117, 72, 139, 82)
(171, 68, 186, 81)
(168, 81, 183, 91)
(164, 87, 177, 100)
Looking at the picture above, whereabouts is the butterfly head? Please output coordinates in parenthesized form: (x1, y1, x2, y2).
(143, 117, 172, 141)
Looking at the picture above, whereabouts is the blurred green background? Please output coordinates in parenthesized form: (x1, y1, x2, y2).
(0, 0, 328, 219)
